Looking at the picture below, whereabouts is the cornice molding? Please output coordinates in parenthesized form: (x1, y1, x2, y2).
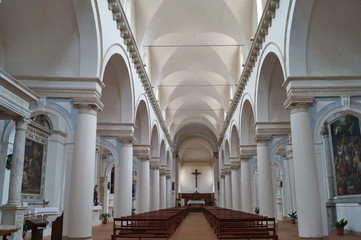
(219, 0, 280, 145)
(108, 0, 172, 147)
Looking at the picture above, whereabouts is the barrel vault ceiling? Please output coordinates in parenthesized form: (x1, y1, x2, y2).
(130, 0, 258, 162)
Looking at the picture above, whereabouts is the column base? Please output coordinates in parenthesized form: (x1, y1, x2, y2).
(0, 204, 27, 240)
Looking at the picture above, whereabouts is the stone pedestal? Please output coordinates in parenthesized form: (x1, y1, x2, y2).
(0, 205, 26, 240)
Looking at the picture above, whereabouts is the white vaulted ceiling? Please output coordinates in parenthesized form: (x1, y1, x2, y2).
(129, 0, 260, 162)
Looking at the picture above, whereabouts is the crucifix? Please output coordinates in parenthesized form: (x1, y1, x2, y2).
(191, 169, 202, 188)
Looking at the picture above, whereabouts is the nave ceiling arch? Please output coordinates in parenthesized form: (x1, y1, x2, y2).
(239, 97, 256, 145)
(287, 0, 361, 77)
(255, 51, 288, 123)
(0, 0, 99, 77)
(134, 98, 150, 145)
(98, 53, 134, 124)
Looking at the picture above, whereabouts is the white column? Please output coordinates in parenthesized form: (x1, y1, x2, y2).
(230, 159, 241, 211)
(285, 144, 297, 212)
(138, 158, 150, 213)
(256, 139, 274, 218)
(166, 171, 172, 208)
(289, 103, 322, 238)
(241, 158, 252, 213)
(68, 105, 98, 240)
(224, 166, 232, 209)
(114, 139, 133, 217)
(0, 118, 29, 240)
(102, 176, 110, 214)
(150, 159, 160, 211)
(159, 166, 166, 209)
(219, 172, 225, 208)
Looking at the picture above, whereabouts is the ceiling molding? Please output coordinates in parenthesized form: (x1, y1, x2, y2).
(108, 0, 173, 147)
(218, 0, 280, 146)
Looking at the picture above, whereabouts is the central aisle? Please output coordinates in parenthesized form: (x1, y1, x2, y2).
(171, 212, 217, 240)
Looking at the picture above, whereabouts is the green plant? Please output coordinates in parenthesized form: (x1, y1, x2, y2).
(99, 213, 111, 220)
(23, 222, 30, 234)
(43, 199, 49, 205)
(288, 211, 297, 220)
(255, 207, 259, 214)
(335, 218, 348, 229)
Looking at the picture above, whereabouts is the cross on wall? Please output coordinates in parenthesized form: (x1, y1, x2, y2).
(191, 169, 202, 188)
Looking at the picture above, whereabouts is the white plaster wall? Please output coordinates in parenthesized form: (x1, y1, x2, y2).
(179, 164, 213, 193)
(336, 203, 361, 233)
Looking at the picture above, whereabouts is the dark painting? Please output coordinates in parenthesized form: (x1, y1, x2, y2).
(330, 114, 361, 196)
(22, 139, 44, 194)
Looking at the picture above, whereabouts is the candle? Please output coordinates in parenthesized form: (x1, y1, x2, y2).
(42, 214, 44, 221)
(29, 211, 31, 219)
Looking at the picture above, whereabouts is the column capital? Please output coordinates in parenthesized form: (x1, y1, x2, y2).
(74, 103, 101, 115)
(230, 157, 240, 169)
(254, 135, 271, 143)
(254, 122, 291, 139)
(240, 144, 257, 159)
(159, 165, 167, 176)
(133, 144, 150, 159)
(284, 96, 313, 112)
(14, 117, 29, 130)
(73, 95, 104, 112)
(150, 157, 160, 169)
(223, 164, 231, 174)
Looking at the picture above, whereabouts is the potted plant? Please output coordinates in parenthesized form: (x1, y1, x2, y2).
(23, 222, 30, 239)
(99, 213, 111, 224)
(335, 218, 348, 235)
(255, 207, 259, 215)
(288, 211, 297, 224)
(42, 199, 49, 208)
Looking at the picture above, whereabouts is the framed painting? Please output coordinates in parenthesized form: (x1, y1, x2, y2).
(22, 139, 45, 195)
(330, 114, 361, 196)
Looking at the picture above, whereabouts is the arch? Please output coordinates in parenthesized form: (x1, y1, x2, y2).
(0, 0, 99, 77)
(255, 50, 288, 122)
(224, 140, 230, 165)
(134, 97, 151, 145)
(160, 140, 166, 165)
(239, 96, 256, 145)
(286, 1, 361, 76)
(150, 123, 160, 157)
(230, 124, 239, 158)
(29, 103, 75, 143)
(99, 52, 134, 124)
(314, 105, 361, 143)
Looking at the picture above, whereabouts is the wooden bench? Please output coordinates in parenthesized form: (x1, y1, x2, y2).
(111, 208, 188, 240)
(203, 207, 278, 240)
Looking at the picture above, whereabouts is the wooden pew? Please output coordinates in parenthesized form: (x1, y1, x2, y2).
(203, 207, 278, 240)
(111, 207, 188, 240)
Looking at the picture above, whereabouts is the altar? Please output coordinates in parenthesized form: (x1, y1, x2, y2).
(187, 200, 205, 206)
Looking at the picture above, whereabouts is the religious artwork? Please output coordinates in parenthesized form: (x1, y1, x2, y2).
(330, 114, 361, 196)
(22, 139, 45, 194)
(191, 169, 201, 188)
